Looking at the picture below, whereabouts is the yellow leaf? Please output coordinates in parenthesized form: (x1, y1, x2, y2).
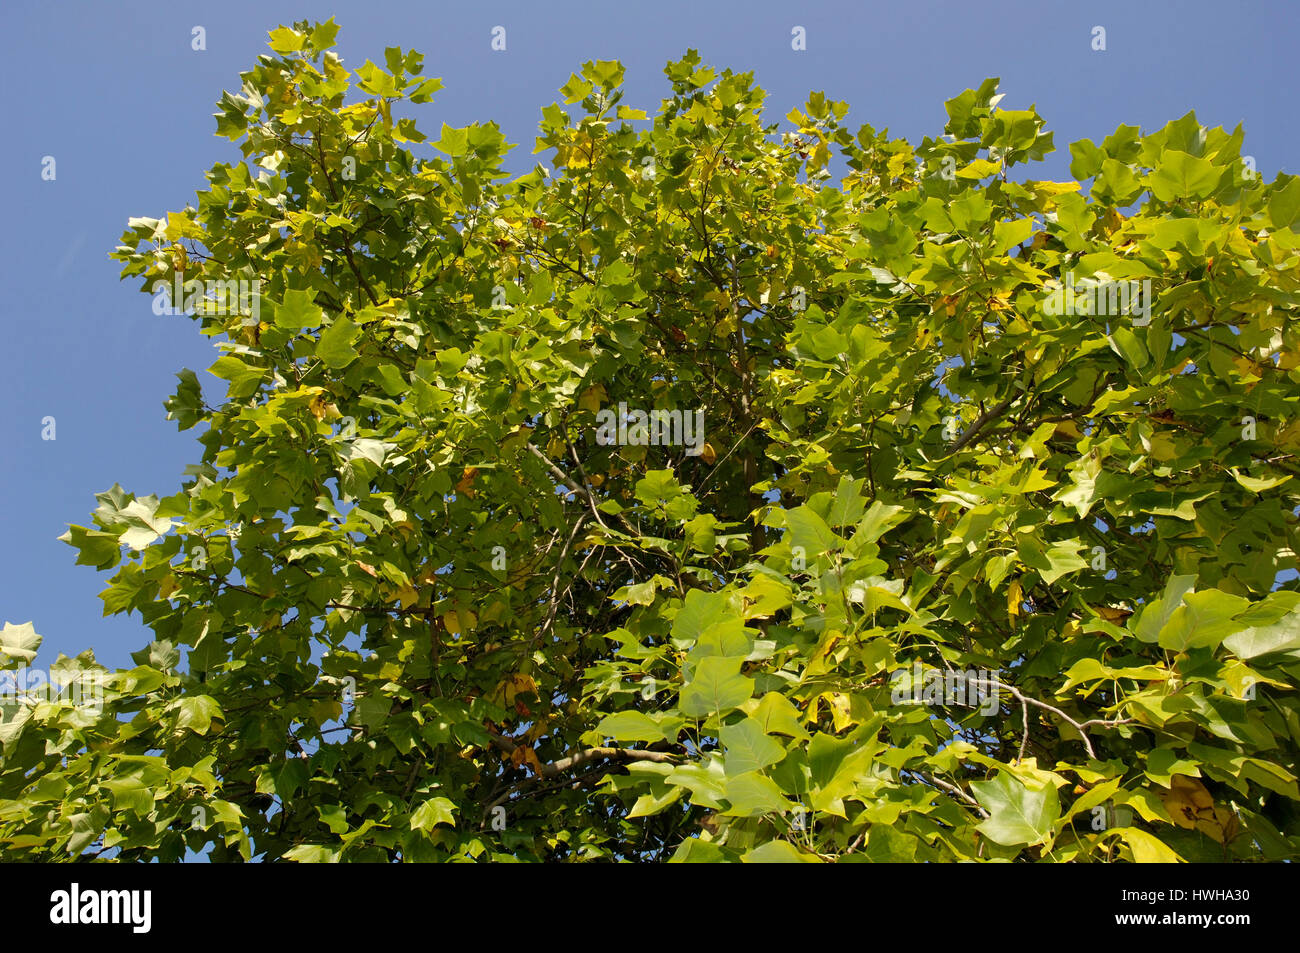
(1148, 432, 1177, 462)
(578, 384, 607, 414)
(502, 673, 538, 706)
(1029, 180, 1080, 199)
(456, 467, 480, 497)
(1233, 356, 1264, 380)
(1007, 578, 1023, 618)
(808, 630, 841, 670)
(1276, 419, 1300, 452)
(500, 429, 529, 454)
(1096, 605, 1133, 625)
(524, 718, 550, 744)
(309, 395, 341, 420)
(510, 744, 545, 776)
(1162, 774, 1236, 842)
(1020, 467, 1056, 493)
(393, 583, 418, 609)
(703, 289, 731, 313)
(1119, 828, 1184, 863)
(700, 442, 717, 465)
(821, 692, 854, 732)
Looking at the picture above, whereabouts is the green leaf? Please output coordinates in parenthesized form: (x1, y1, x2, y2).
(433, 123, 469, 157)
(318, 804, 350, 834)
(597, 711, 671, 744)
(208, 355, 265, 399)
(722, 771, 794, 816)
(1025, 539, 1090, 585)
(410, 797, 458, 831)
(586, 59, 625, 90)
(274, 289, 324, 330)
(267, 26, 306, 53)
(670, 838, 727, 863)
(1268, 175, 1300, 229)
(863, 825, 919, 862)
(316, 315, 360, 369)
(627, 784, 684, 819)
(634, 469, 682, 506)
(118, 498, 175, 551)
(689, 619, 752, 663)
(0, 622, 41, 664)
(992, 217, 1035, 254)
(666, 760, 728, 809)
(750, 692, 811, 741)
(679, 656, 754, 717)
(1224, 606, 1300, 659)
(742, 840, 820, 863)
(853, 500, 908, 545)
(282, 844, 338, 863)
(719, 716, 786, 775)
(783, 505, 842, 563)
(163, 368, 204, 429)
(1147, 150, 1220, 201)
(172, 695, 223, 735)
(65, 812, 103, 856)
(1157, 589, 1250, 652)
(1109, 327, 1149, 369)
(671, 589, 736, 647)
(808, 730, 876, 817)
(0, 706, 33, 750)
(308, 18, 340, 52)
(972, 772, 1060, 847)
(1228, 468, 1291, 493)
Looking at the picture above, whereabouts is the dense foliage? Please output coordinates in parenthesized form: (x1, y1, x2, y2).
(4, 20, 1300, 861)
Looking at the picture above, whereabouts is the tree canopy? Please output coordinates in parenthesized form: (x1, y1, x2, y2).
(4, 19, 1300, 862)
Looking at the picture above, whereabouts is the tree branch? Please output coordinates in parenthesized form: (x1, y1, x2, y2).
(487, 731, 683, 779)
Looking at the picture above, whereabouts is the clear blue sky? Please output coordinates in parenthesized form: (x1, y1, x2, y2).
(2, 0, 1298, 669)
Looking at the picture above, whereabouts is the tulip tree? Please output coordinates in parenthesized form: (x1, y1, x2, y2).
(3, 20, 1300, 862)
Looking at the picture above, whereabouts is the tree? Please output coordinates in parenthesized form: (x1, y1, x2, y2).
(3, 19, 1299, 862)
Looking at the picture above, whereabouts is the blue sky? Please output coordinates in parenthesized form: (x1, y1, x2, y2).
(2, 0, 1298, 669)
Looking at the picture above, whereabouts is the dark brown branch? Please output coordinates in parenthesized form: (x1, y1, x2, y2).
(949, 392, 1017, 453)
